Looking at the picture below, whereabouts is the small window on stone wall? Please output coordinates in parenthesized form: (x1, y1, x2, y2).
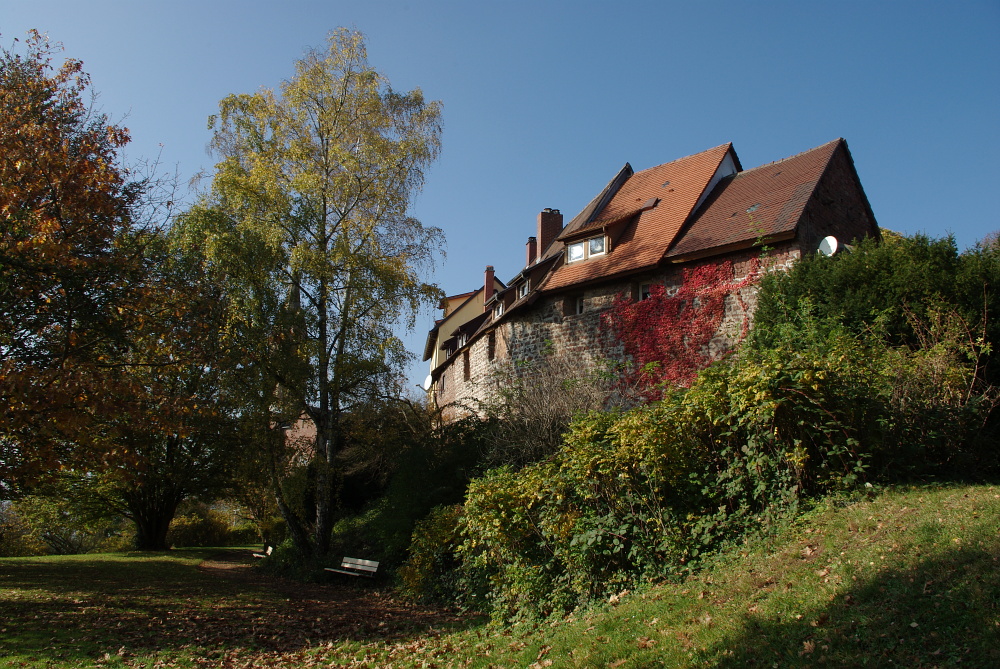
(463, 350, 470, 381)
(487, 331, 496, 361)
(639, 283, 652, 300)
(438, 372, 446, 393)
(563, 295, 585, 317)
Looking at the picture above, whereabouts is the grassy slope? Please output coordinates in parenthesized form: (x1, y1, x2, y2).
(2, 485, 998, 668)
(325, 484, 1000, 668)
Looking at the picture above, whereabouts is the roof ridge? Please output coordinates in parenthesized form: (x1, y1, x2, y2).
(736, 138, 843, 176)
(631, 142, 733, 175)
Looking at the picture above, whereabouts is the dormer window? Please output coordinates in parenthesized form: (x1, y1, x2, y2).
(517, 281, 529, 299)
(589, 236, 605, 256)
(494, 302, 504, 318)
(567, 235, 607, 263)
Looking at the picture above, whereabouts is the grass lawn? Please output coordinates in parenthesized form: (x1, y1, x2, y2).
(0, 547, 477, 668)
(2, 484, 998, 668)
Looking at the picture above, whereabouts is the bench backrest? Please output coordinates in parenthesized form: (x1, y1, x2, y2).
(341, 557, 379, 573)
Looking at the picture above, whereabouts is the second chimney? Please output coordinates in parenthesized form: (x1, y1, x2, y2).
(525, 236, 537, 266)
(537, 208, 563, 258)
(483, 265, 495, 310)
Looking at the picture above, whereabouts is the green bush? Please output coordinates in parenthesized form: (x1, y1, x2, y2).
(0, 496, 134, 556)
(454, 344, 881, 621)
(398, 504, 466, 603)
(448, 313, 994, 621)
(166, 504, 247, 548)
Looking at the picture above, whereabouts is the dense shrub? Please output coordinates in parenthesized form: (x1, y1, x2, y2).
(450, 341, 884, 621)
(432, 314, 992, 620)
(748, 232, 998, 475)
(166, 502, 257, 548)
(0, 496, 133, 555)
(397, 504, 466, 603)
(326, 413, 486, 570)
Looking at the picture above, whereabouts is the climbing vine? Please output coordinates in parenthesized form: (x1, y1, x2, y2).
(602, 258, 761, 398)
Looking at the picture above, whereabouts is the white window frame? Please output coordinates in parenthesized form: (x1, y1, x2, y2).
(517, 281, 529, 299)
(566, 235, 607, 263)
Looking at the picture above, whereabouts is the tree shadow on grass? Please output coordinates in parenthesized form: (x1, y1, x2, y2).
(0, 551, 482, 666)
(708, 544, 1000, 667)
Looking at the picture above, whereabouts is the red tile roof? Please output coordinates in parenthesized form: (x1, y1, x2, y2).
(665, 139, 843, 260)
(541, 143, 734, 292)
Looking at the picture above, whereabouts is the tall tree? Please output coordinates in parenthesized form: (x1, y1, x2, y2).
(177, 29, 444, 556)
(66, 237, 245, 550)
(0, 31, 148, 491)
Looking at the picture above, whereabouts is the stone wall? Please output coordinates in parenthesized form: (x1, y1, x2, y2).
(434, 241, 803, 413)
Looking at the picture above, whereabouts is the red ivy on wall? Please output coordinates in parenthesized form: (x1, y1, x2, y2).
(601, 258, 761, 399)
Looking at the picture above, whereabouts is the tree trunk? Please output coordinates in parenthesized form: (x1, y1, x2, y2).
(126, 481, 182, 551)
(133, 511, 174, 551)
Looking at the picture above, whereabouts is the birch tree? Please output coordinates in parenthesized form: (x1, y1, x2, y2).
(178, 29, 444, 556)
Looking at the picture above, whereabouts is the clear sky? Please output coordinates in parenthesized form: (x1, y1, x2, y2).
(4, 1, 998, 388)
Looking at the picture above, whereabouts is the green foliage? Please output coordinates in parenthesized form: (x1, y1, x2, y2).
(454, 344, 880, 621)
(327, 408, 486, 569)
(175, 28, 444, 557)
(0, 495, 133, 556)
(445, 286, 995, 621)
(748, 232, 999, 474)
(397, 504, 466, 603)
(750, 233, 998, 382)
(165, 502, 257, 548)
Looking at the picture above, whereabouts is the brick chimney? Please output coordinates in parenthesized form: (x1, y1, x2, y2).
(483, 265, 495, 310)
(525, 236, 537, 266)
(537, 208, 563, 257)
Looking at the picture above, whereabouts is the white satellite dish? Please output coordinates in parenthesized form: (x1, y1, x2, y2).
(818, 235, 839, 256)
(422, 374, 433, 391)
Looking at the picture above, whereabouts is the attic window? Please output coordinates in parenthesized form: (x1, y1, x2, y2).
(567, 235, 607, 263)
(589, 236, 605, 256)
(517, 281, 529, 299)
(746, 203, 761, 213)
(494, 302, 504, 318)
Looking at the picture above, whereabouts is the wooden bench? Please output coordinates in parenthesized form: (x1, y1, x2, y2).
(252, 546, 273, 559)
(324, 557, 379, 578)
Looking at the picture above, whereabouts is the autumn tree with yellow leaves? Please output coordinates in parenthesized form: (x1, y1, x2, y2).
(178, 29, 444, 556)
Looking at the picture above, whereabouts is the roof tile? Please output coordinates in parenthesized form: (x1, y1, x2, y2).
(666, 139, 842, 259)
(542, 143, 733, 291)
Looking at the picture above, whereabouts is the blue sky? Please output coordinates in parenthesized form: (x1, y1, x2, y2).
(4, 1, 998, 387)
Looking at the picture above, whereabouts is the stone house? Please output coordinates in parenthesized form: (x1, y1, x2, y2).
(423, 139, 879, 411)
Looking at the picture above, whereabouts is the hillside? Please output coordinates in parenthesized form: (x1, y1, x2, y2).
(329, 483, 999, 668)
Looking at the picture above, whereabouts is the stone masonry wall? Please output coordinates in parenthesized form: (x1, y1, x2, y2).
(434, 242, 802, 413)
